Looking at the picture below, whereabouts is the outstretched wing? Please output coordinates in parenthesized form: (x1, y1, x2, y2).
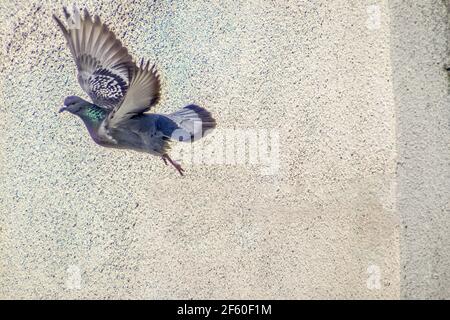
(106, 59, 161, 129)
(53, 6, 134, 109)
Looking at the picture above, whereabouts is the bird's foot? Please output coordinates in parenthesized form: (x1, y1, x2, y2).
(162, 154, 185, 176)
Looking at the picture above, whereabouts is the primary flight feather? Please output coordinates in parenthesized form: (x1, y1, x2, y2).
(54, 6, 216, 175)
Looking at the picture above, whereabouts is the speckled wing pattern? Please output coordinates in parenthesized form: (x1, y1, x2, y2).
(106, 59, 161, 128)
(53, 6, 134, 109)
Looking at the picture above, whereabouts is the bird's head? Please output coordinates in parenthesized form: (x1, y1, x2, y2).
(59, 96, 91, 115)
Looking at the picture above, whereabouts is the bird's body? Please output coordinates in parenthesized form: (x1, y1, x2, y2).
(54, 6, 215, 175)
(75, 102, 165, 154)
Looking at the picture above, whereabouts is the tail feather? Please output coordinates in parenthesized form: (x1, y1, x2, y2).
(157, 104, 216, 142)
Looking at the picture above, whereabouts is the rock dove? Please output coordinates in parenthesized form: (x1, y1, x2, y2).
(54, 6, 216, 175)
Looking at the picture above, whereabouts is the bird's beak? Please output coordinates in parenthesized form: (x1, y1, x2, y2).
(59, 106, 67, 113)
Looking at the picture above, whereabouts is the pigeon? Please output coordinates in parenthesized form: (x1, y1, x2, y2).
(53, 6, 216, 175)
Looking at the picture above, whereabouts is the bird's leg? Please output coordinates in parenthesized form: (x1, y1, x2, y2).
(162, 154, 185, 176)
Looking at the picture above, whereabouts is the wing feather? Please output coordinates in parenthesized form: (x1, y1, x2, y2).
(53, 6, 134, 109)
(106, 59, 161, 128)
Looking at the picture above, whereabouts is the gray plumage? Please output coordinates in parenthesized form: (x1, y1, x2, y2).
(54, 6, 216, 175)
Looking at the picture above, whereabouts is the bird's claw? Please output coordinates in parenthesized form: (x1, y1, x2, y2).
(162, 155, 185, 176)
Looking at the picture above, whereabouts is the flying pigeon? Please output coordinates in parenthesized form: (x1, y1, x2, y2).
(53, 6, 216, 175)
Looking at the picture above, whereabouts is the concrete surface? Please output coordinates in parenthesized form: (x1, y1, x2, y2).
(389, 0, 450, 299)
(0, 0, 447, 299)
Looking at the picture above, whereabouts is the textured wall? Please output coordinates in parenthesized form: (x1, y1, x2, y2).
(0, 0, 445, 299)
(389, 0, 450, 299)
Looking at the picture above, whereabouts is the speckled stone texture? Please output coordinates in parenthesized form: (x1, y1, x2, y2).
(0, 0, 447, 299)
(389, 0, 450, 299)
